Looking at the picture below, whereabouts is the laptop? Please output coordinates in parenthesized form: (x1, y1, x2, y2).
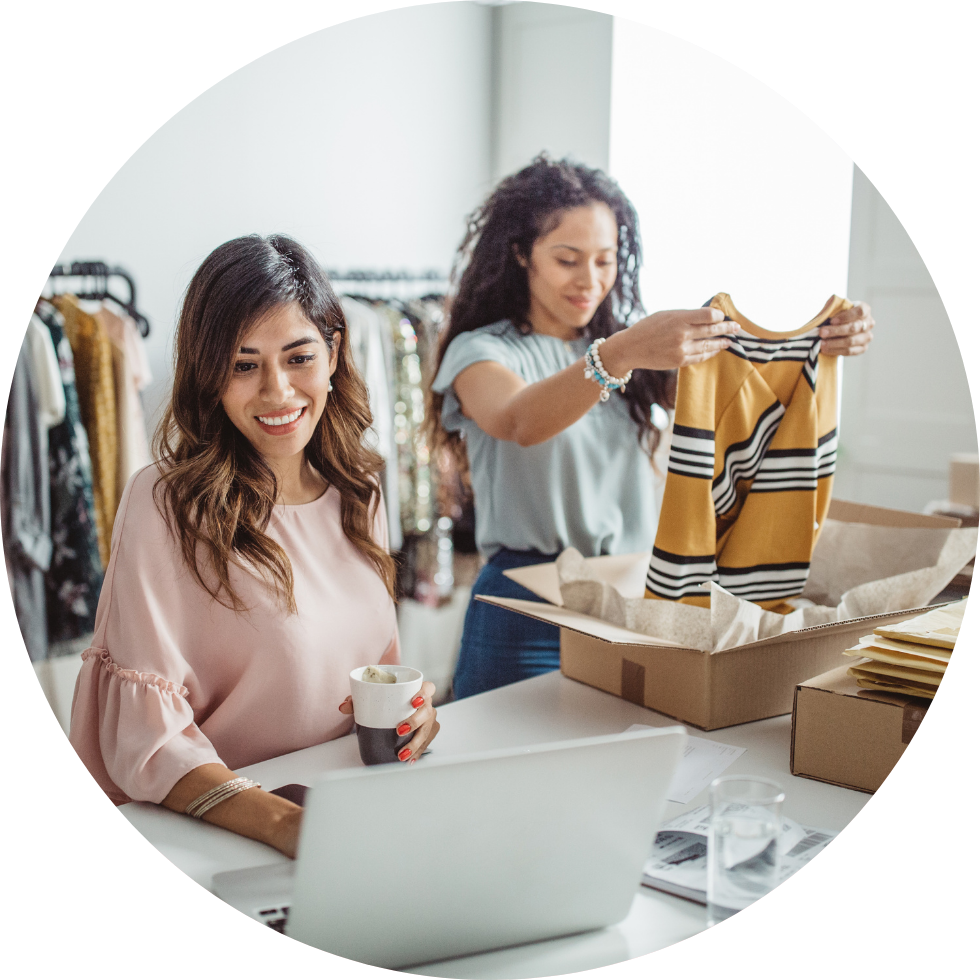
(213, 726, 686, 968)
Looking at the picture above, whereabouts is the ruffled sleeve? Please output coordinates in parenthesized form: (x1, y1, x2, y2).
(430, 321, 518, 435)
(69, 467, 223, 805)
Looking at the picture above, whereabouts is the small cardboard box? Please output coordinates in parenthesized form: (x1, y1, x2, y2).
(791, 665, 930, 793)
(949, 453, 980, 509)
(477, 501, 963, 731)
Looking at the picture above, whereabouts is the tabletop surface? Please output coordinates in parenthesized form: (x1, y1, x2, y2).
(122, 671, 871, 979)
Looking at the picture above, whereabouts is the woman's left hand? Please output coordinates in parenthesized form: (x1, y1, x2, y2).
(339, 680, 440, 764)
(819, 299, 875, 356)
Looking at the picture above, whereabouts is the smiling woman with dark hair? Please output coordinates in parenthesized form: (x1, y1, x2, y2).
(70, 234, 439, 857)
(428, 154, 875, 700)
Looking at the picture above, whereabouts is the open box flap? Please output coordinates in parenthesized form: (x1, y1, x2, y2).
(475, 595, 693, 649)
(479, 593, 942, 654)
(826, 499, 961, 529)
(504, 552, 648, 605)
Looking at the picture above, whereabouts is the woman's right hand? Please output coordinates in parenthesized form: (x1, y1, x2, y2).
(601, 307, 737, 374)
(396, 680, 440, 763)
(339, 680, 440, 764)
(269, 806, 304, 859)
(162, 762, 304, 859)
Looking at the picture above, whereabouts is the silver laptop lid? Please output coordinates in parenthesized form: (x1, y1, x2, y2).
(286, 726, 686, 968)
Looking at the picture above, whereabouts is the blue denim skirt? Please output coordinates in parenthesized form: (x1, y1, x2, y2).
(452, 549, 561, 700)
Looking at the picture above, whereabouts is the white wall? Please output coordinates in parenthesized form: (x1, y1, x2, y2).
(491, 2, 612, 180)
(607, 16, 978, 512)
(0, 2, 390, 242)
(608, 18, 853, 329)
(835, 167, 977, 510)
(58, 1, 493, 432)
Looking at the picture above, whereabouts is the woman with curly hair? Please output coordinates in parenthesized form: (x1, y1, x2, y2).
(70, 235, 439, 857)
(429, 154, 874, 699)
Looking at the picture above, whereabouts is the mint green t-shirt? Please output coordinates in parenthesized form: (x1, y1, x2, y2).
(431, 320, 658, 559)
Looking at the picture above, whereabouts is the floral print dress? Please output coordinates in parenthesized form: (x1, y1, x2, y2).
(34, 301, 104, 644)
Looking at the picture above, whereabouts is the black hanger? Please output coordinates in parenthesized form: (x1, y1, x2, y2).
(48, 261, 150, 338)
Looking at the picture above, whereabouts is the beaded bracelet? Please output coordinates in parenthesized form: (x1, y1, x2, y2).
(185, 777, 261, 818)
(584, 348, 617, 402)
(584, 338, 632, 402)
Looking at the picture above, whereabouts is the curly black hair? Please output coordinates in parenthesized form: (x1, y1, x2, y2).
(428, 153, 675, 469)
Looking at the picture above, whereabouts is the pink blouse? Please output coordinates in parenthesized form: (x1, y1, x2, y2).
(69, 465, 399, 805)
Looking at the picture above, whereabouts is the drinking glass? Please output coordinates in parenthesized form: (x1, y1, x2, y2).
(706, 776, 785, 926)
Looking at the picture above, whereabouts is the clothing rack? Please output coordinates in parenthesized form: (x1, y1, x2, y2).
(325, 269, 449, 301)
(47, 262, 150, 338)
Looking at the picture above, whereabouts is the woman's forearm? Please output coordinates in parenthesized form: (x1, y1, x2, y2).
(452, 330, 648, 447)
(161, 762, 303, 857)
(454, 357, 605, 446)
(498, 359, 605, 445)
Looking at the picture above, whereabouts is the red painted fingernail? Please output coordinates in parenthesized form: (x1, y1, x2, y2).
(398, 747, 412, 762)
(396, 723, 411, 736)
(411, 696, 424, 708)
(409, 758, 416, 766)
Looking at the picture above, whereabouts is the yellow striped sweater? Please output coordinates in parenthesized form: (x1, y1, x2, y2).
(645, 293, 851, 613)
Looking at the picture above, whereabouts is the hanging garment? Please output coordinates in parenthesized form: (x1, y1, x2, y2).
(342, 296, 402, 551)
(34, 302, 104, 645)
(3, 314, 70, 659)
(342, 297, 394, 465)
(25, 314, 66, 429)
(376, 302, 432, 536)
(374, 300, 401, 550)
(96, 304, 152, 506)
(646, 293, 851, 613)
(2, 339, 53, 661)
(332, 290, 454, 598)
(52, 295, 118, 565)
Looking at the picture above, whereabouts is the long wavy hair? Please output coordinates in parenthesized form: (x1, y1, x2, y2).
(427, 153, 676, 471)
(154, 234, 395, 613)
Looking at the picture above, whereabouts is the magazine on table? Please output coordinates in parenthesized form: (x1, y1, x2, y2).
(642, 804, 837, 904)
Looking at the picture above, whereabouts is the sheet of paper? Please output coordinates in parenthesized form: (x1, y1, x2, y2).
(654, 803, 808, 854)
(626, 724, 746, 804)
(642, 804, 837, 904)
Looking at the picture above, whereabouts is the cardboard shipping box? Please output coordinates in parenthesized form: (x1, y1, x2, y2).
(478, 501, 967, 731)
(791, 664, 930, 793)
(949, 453, 980, 510)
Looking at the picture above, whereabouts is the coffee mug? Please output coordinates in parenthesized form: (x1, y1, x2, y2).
(349, 665, 424, 765)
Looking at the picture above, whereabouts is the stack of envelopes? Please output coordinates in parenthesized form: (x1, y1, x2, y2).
(842, 598, 967, 700)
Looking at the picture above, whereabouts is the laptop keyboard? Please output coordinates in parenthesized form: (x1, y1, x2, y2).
(256, 905, 291, 934)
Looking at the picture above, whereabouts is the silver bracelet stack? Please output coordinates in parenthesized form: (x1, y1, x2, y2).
(185, 776, 261, 818)
(584, 338, 632, 402)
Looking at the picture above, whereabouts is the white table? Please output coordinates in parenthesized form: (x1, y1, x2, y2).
(122, 672, 870, 979)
